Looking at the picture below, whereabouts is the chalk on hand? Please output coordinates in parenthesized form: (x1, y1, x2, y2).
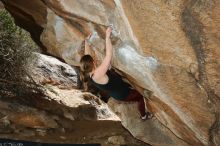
(88, 31, 98, 43)
(109, 24, 120, 37)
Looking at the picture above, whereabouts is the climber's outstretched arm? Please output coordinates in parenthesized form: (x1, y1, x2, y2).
(84, 34, 92, 55)
(93, 27, 112, 79)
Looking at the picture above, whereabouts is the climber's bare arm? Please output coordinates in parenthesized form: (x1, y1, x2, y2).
(84, 34, 92, 55)
(93, 27, 112, 79)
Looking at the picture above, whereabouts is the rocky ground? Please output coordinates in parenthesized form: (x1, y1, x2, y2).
(0, 53, 149, 146)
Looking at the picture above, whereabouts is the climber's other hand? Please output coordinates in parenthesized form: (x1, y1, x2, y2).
(85, 32, 92, 41)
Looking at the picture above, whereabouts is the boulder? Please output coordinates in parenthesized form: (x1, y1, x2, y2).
(2, 0, 220, 145)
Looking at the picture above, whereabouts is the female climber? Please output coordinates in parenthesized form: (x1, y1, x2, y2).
(79, 27, 153, 120)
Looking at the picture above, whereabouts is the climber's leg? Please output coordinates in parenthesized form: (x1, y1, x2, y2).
(123, 89, 146, 117)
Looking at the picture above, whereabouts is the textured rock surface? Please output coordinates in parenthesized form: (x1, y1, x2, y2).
(0, 53, 147, 146)
(1, 0, 220, 145)
(31, 53, 78, 89)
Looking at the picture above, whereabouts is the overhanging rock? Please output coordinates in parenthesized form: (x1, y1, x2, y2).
(2, 0, 220, 145)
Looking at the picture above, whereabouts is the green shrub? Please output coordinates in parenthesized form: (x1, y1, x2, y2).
(0, 9, 44, 98)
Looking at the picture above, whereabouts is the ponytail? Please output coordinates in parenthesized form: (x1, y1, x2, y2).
(79, 55, 94, 91)
(80, 70, 90, 91)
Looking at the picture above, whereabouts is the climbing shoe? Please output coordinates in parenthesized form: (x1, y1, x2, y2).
(141, 112, 153, 120)
(141, 114, 147, 120)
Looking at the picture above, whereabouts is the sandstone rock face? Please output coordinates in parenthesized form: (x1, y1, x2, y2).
(2, 0, 220, 145)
